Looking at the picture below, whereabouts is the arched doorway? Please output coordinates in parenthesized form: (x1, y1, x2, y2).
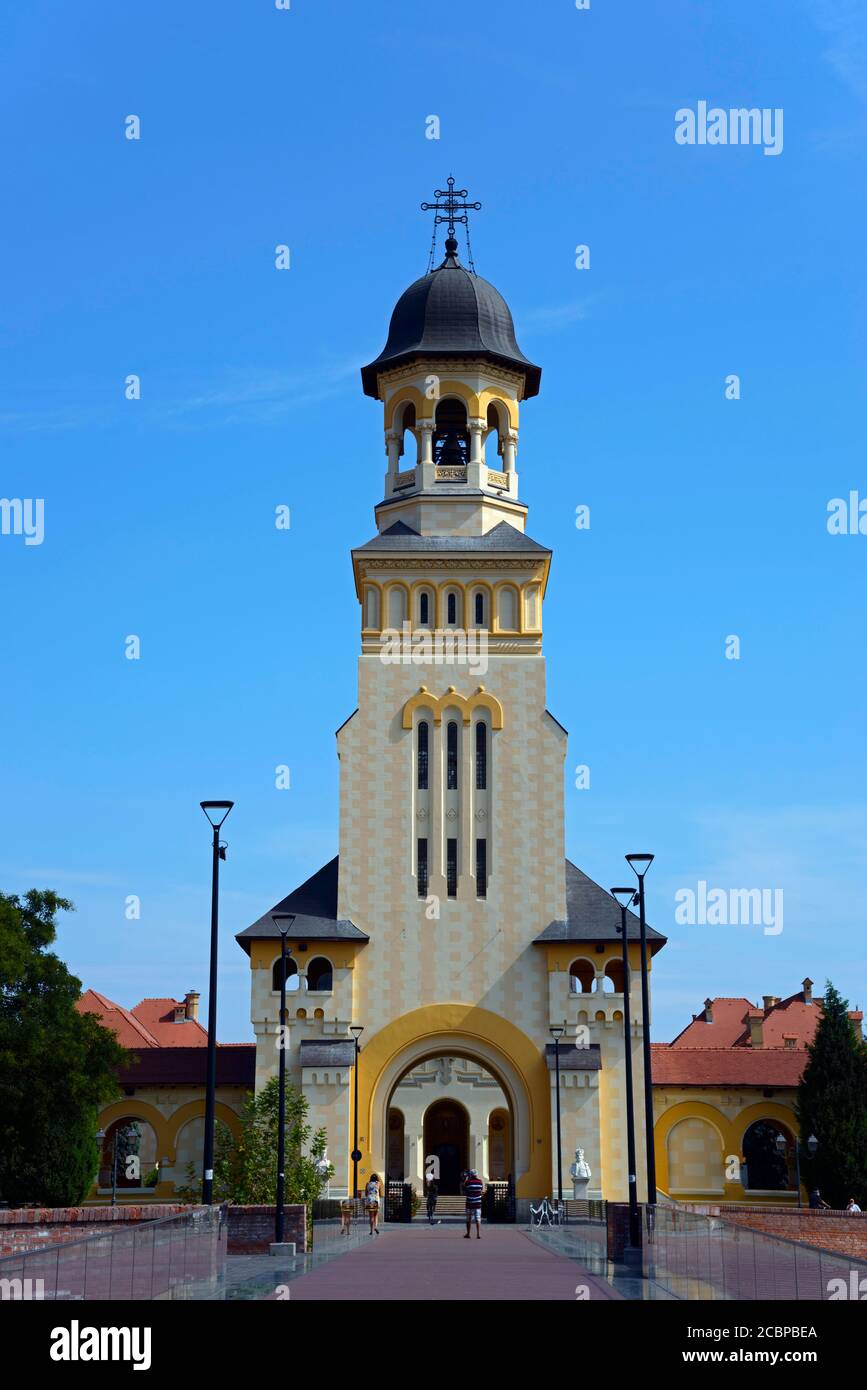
(358, 1005, 551, 1199)
(742, 1120, 795, 1192)
(423, 1098, 470, 1194)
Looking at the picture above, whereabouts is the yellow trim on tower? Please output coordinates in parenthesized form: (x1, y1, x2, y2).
(401, 685, 504, 729)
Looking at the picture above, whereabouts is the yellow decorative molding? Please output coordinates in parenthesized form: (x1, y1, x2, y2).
(401, 684, 504, 729)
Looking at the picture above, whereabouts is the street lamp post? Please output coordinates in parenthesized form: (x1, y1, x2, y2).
(611, 887, 642, 1249)
(350, 1025, 364, 1199)
(626, 853, 656, 1206)
(200, 800, 234, 1205)
(550, 1022, 566, 1208)
(271, 913, 296, 1246)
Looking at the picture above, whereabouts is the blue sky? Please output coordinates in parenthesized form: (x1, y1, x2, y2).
(1, 0, 865, 1043)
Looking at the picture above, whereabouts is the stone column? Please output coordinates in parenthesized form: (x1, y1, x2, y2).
(384, 429, 401, 497)
(468, 416, 485, 488)
(419, 419, 436, 489)
(503, 429, 518, 472)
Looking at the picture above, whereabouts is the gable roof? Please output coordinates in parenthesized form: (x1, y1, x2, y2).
(534, 860, 667, 951)
(235, 856, 368, 952)
(127, 998, 209, 1047)
(668, 987, 862, 1051)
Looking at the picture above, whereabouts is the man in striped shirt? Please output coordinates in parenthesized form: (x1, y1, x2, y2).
(462, 1169, 485, 1239)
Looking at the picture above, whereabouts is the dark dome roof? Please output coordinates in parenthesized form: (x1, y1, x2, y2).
(361, 238, 541, 399)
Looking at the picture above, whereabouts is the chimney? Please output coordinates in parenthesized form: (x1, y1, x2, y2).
(703, 998, 714, 1024)
(748, 1012, 764, 1048)
(184, 990, 200, 1022)
(762, 995, 778, 1011)
(802, 977, 813, 1004)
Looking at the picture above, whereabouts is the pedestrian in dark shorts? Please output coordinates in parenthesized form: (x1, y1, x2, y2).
(426, 1179, 439, 1225)
(463, 1169, 484, 1239)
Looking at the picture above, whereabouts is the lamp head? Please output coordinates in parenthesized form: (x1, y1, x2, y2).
(201, 800, 234, 830)
(610, 887, 636, 909)
(549, 1023, 565, 1040)
(272, 913, 296, 938)
(349, 1024, 364, 1040)
(626, 852, 654, 879)
(807, 1134, 818, 1156)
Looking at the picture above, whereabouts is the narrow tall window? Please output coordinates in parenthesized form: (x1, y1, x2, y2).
(446, 721, 458, 789)
(475, 722, 487, 790)
(476, 839, 487, 898)
(447, 592, 457, 625)
(417, 721, 429, 790)
(419, 592, 429, 625)
(446, 839, 458, 897)
(417, 839, 428, 898)
(475, 592, 484, 626)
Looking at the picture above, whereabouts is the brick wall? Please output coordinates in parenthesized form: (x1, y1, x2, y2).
(0, 1204, 190, 1257)
(226, 1205, 307, 1253)
(685, 1204, 867, 1259)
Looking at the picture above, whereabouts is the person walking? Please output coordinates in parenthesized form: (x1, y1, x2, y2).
(462, 1168, 484, 1240)
(426, 1178, 439, 1225)
(809, 1188, 830, 1210)
(365, 1172, 383, 1235)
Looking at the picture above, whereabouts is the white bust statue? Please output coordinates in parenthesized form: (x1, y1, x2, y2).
(570, 1147, 591, 1197)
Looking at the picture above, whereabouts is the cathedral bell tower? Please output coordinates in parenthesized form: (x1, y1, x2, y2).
(238, 182, 665, 1203)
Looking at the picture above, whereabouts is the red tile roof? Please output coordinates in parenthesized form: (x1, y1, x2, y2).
(652, 1045, 806, 1087)
(127, 997, 209, 1047)
(666, 987, 861, 1052)
(657, 981, 863, 1086)
(77, 990, 233, 1048)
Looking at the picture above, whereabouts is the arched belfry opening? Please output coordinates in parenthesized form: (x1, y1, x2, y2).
(433, 397, 469, 467)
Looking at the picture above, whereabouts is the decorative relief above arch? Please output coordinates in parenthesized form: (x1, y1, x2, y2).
(401, 684, 504, 729)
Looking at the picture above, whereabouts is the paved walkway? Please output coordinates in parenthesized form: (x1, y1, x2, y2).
(283, 1223, 621, 1301)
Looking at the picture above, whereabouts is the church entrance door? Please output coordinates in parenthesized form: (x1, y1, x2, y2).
(423, 1099, 469, 1194)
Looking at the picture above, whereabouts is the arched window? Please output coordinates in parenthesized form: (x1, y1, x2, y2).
(475, 722, 487, 789)
(307, 957, 333, 992)
(399, 402, 417, 464)
(485, 401, 504, 464)
(417, 720, 429, 790)
(497, 585, 518, 631)
(388, 585, 407, 627)
(272, 956, 300, 992)
(474, 591, 485, 627)
(604, 960, 625, 993)
(363, 585, 380, 630)
(742, 1121, 795, 1191)
(419, 591, 429, 626)
(447, 592, 457, 625)
(569, 960, 594, 994)
(447, 721, 458, 789)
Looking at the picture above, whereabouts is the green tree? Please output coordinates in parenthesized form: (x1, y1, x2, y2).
(179, 1076, 333, 1208)
(796, 980, 867, 1208)
(0, 891, 129, 1206)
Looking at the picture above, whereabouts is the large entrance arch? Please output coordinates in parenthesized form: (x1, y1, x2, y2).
(358, 1004, 551, 1198)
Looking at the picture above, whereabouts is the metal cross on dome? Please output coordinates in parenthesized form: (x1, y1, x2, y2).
(421, 176, 481, 272)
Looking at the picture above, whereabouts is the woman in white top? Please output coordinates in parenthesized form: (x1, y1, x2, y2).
(365, 1172, 383, 1234)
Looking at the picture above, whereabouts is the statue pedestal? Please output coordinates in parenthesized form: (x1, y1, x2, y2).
(571, 1177, 590, 1201)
